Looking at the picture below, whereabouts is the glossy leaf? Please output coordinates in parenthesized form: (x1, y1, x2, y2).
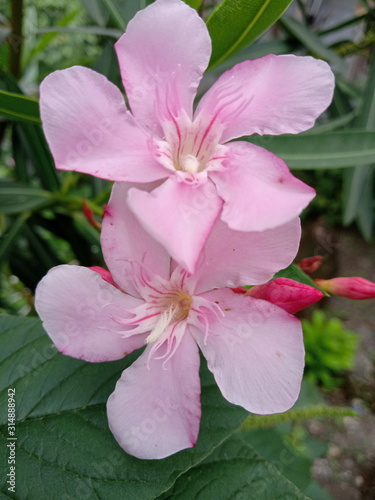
(0, 181, 53, 215)
(206, 0, 293, 69)
(158, 434, 310, 500)
(246, 131, 375, 169)
(274, 263, 320, 290)
(0, 315, 248, 500)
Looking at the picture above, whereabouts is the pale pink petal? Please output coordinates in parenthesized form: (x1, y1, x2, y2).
(40, 66, 167, 182)
(191, 289, 304, 414)
(115, 0, 211, 132)
(193, 217, 301, 295)
(127, 178, 223, 274)
(210, 141, 315, 231)
(34, 265, 146, 362)
(196, 54, 335, 142)
(101, 182, 171, 297)
(107, 331, 201, 459)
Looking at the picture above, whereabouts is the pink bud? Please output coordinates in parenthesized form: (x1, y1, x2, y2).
(89, 266, 119, 289)
(246, 278, 324, 314)
(83, 199, 102, 230)
(297, 255, 323, 275)
(314, 277, 375, 300)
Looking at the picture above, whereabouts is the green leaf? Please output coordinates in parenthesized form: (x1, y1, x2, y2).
(183, 0, 203, 9)
(101, 0, 127, 30)
(35, 25, 122, 38)
(0, 90, 40, 123)
(279, 16, 344, 71)
(80, 0, 110, 26)
(158, 434, 310, 500)
(0, 315, 248, 500)
(274, 264, 320, 289)
(245, 130, 375, 169)
(206, 0, 293, 69)
(0, 213, 29, 262)
(0, 181, 53, 215)
(343, 53, 375, 232)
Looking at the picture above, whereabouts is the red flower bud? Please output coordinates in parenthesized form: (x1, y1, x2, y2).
(89, 266, 119, 288)
(83, 199, 102, 230)
(297, 255, 323, 275)
(314, 277, 375, 300)
(246, 278, 324, 314)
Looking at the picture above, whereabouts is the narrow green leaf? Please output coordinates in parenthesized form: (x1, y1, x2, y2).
(0, 181, 53, 215)
(356, 166, 374, 240)
(101, 0, 127, 30)
(35, 25, 122, 38)
(0, 316, 248, 500)
(245, 131, 375, 169)
(0, 90, 40, 123)
(343, 53, 375, 228)
(279, 16, 344, 71)
(206, 0, 293, 69)
(0, 213, 29, 262)
(80, 0, 110, 26)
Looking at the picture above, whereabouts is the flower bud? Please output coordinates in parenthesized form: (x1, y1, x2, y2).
(297, 255, 323, 275)
(246, 278, 324, 314)
(89, 266, 119, 288)
(314, 277, 375, 300)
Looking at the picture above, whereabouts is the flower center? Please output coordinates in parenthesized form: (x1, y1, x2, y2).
(155, 112, 227, 177)
(146, 288, 192, 344)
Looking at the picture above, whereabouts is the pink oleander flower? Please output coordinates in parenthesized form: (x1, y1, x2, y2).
(39, 0, 334, 273)
(315, 277, 375, 300)
(245, 278, 324, 314)
(35, 183, 304, 460)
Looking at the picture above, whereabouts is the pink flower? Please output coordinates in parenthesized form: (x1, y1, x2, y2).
(315, 277, 375, 300)
(35, 183, 304, 460)
(39, 0, 334, 273)
(246, 278, 324, 313)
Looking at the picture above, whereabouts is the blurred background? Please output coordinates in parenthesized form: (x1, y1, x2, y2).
(0, 1, 374, 498)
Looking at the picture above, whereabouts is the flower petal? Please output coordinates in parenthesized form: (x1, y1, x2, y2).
(196, 54, 335, 142)
(115, 0, 211, 132)
(34, 265, 145, 362)
(127, 178, 223, 274)
(40, 66, 166, 182)
(193, 217, 301, 295)
(191, 289, 304, 414)
(210, 141, 315, 231)
(107, 331, 201, 459)
(101, 182, 171, 297)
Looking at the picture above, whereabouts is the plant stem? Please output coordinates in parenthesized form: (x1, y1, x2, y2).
(9, 0, 24, 78)
(241, 404, 357, 430)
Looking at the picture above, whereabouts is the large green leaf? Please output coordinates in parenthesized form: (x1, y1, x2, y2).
(274, 264, 320, 290)
(0, 315, 248, 500)
(0, 90, 40, 123)
(206, 0, 293, 69)
(158, 434, 310, 500)
(245, 130, 375, 169)
(0, 181, 53, 215)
